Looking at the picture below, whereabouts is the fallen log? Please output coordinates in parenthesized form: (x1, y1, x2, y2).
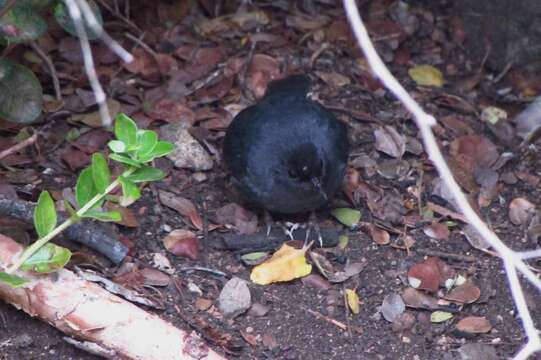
(0, 234, 226, 360)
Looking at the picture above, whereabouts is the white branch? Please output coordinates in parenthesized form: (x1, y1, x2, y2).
(63, 0, 134, 128)
(343, 1, 541, 358)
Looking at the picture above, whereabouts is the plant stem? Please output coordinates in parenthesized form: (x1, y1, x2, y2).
(6, 168, 135, 274)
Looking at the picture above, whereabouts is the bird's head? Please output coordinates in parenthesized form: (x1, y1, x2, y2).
(286, 143, 327, 200)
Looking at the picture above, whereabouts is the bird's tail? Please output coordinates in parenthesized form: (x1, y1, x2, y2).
(264, 74, 312, 99)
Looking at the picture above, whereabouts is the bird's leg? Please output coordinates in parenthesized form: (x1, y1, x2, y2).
(264, 210, 273, 237)
(305, 211, 323, 247)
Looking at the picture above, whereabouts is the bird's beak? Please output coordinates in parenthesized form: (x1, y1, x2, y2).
(311, 177, 328, 200)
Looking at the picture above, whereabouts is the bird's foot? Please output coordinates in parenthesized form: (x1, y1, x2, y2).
(264, 210, 273, 237)
(305, 211, 323, 247)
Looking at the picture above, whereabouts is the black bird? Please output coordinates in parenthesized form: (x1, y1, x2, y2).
(223, 75, 349, 240)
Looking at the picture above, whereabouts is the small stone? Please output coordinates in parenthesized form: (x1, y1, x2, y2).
(218, 277, 251, 318)
(161, 123, 213, 171)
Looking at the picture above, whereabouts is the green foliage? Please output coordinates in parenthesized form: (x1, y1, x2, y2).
(0, 272, 28, 287)
(34, 191, 56, 238)
(76, 166, 98, 208)
(53, 0, 103, 41)
(20, 243, 71, 273)
(0, 3, 47, 43)
(0, 59, 43, 124)
(0, 114, 174, 287)
(0, 0, 103, 124)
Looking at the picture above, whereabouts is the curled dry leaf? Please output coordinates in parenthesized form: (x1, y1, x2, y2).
(374, 126, 406, 158)
(216, 203, 258, 235)
(159, 191, 203, 230)
(248, 54, 281, 98)
(363, 223, 390, 245)
(148, 100, 196, 125)
(423, 222, 450, 240)
(301, 274, 332, 291)
(381, 293, 405, 323)
(408, 257, 455, 292)
(345, 289, 360, 314)
(462, 224, 491, 251)
(449, 135, 499, 173)
(248, 302, 271, 317)
(444, 281, 481, 304)
(286, 14, 328, 31)
(401, 287, 439, 310)
(315, 71, 351, 87)
(509, 197, 536, 225)
(162, 229, 199, 260)
(195, 298, 213, 311)
(140, 267, 171, 287)
(455, 316, 492, 334)
(342, 167, 360, 204)
(250, 243, 312, 285)
(309, 251, 365, 283)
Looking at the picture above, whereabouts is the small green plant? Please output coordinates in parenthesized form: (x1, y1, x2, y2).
(0, 114, 174, 287)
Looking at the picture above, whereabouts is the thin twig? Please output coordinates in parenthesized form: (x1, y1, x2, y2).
(301, 306, 347, 331)
(343, 1, 541, 359)
(177, 266, 227, 277)
(95, 0, 142, 33)
(0, 0, 16, 19)
(0, 133, 38, 161)
(29, 41, 62, 101)
(64, 0, 112, 127)
(124, 32, 157, 57)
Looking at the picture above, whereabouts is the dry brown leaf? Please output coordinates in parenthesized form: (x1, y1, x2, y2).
(423, 222, 450, 240)
(450, 135, 499, 173)
(401, 287, 439, 310)
(374, 126, 406, 159)
(159, 191, 203, 230)
(363, 223, 390, 245)
(509, 197, 536, 225)
(162, 229, 199, 260)
(315, 71, 351, 87)
(456, 316, 492, 334)
(444, 282, 481, 304)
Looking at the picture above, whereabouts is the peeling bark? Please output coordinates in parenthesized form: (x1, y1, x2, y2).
(0, 234, 226, 360)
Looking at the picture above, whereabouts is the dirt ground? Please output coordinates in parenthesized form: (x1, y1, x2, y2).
(1, 1, 541, 359)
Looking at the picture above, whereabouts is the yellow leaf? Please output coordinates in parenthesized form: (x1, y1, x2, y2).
(345, 289, 360, 314)
(250, 243, 312, 285)
(408, 65, 444, 87)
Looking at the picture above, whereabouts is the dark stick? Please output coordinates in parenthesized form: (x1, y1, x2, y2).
(0, 196, 128, 264)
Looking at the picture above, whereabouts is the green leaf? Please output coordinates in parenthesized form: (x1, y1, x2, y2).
(76, 166, 98, 208)
(138, 141, 174, 162)
(0, 271, 29, 288)
(34, 191, 57, 238)
(430, 311, 454, 323)
(20, 243, 71, 273)
(91, 153, 110, 193)
(83, 210, 122, 222)
(119, 177, 140, 206)
(108, 140, 126, 153)
(136, 130, 158, 156)
(53, 0, 103, 41)
(114, 113, 138, 147)
(109, 153, 142, 167)
(126, 166, 165, 183)
(0, 5, 47, 43)
(331, 208, 361, 228)
(408, 64, 444, 87)
(0, 59, 43, 124)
